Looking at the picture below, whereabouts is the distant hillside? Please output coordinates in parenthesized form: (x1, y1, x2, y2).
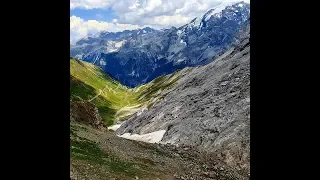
(70, 58, 187, 126)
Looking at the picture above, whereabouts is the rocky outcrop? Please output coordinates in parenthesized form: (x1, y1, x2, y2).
(116, 35, 250, 174)
(70, 100, 106, 131)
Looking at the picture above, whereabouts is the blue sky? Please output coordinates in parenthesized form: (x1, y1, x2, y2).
(70, 8, 117, 22)
(70, 0, 249, 44)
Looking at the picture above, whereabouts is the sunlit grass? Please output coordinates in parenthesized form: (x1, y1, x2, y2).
(70, 58, 185, 126)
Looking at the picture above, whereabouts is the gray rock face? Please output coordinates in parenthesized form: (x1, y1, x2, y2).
(116, 36, 250, 173)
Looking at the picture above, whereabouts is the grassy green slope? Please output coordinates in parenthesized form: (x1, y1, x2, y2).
(70, 58, 137, 125)
(70, 58, 186, 126)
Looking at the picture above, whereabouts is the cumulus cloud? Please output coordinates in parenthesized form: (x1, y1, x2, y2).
(70, 0, 250, 42)
(152, 15, 192, 27)
(72, 0, 248, 26)
(113, 0, 249, 28)
(70, 0, 116, 10)
(70, 15, 144, 44)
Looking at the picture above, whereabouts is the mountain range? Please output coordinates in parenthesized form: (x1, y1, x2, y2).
(70, 1, 250, 87)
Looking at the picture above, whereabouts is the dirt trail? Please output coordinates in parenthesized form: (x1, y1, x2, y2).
(88, 85, 108, 102)
(124, 92, 130, 106)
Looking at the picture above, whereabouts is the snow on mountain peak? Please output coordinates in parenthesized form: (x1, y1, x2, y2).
(187, 17, 203, 29)
(204, 0, 246, 21)
(185, 0, 248, 30)
(106, 40, 126, 53)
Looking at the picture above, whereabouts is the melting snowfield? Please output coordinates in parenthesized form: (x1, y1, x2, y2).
(118, 130, 166, 143)
(107, 124, 122, 131)
(108, 122, 166, 143)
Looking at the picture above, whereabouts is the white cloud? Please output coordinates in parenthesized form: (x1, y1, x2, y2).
(152, 15, 192, 27)
(70, 15, 144, 44)
(70, 0, 116, 10)
(111, 0, 248, 27)
(70, 0, 250, 42)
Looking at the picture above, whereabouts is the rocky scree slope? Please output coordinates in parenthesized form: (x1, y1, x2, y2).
(71, 121, 249, 180)
(70, 1, 250, 87)
(116, 35, 250, 174)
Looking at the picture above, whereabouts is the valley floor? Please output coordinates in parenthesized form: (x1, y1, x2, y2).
(70, 121, 249, 180)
